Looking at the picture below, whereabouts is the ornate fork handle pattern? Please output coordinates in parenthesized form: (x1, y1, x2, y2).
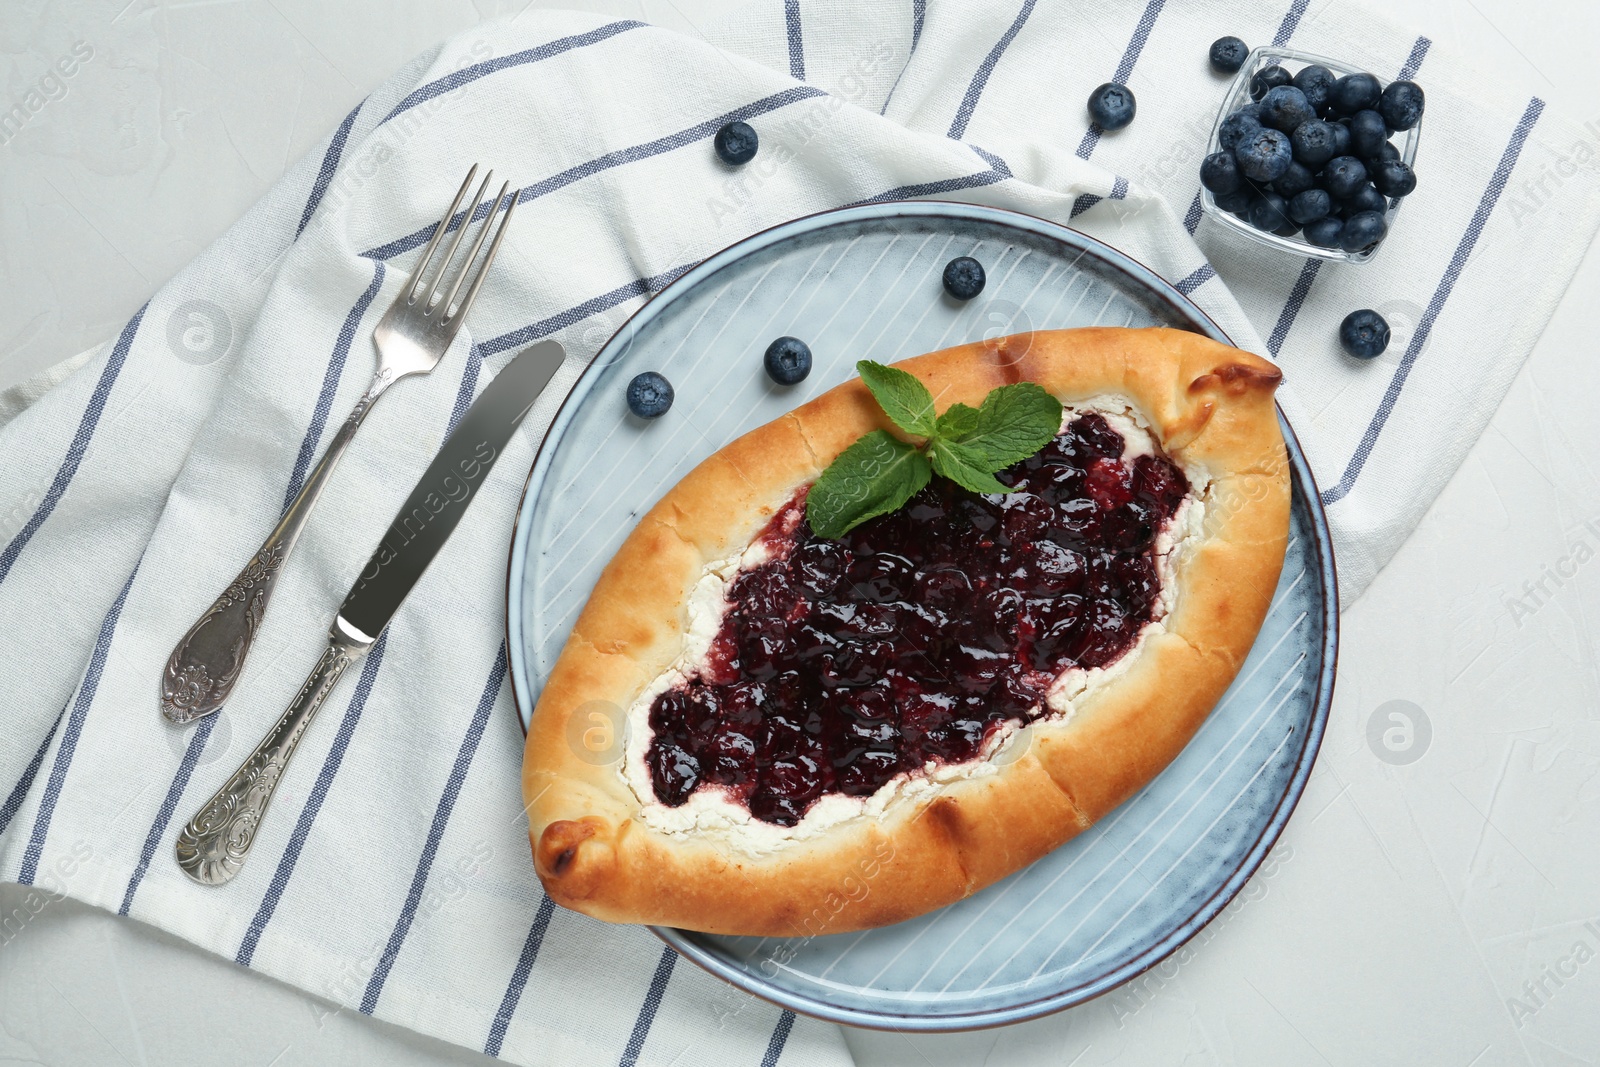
(175, 630, 369, 885)
(160, 368, 396, 724)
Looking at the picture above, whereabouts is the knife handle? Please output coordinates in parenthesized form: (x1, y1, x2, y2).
(175, 625, 370, 886)
(159, 367, 396, 725)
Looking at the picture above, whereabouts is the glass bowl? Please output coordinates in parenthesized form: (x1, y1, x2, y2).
(1200, 45, 1422, 264)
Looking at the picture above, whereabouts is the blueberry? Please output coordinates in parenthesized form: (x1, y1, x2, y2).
(1330, 72, 1381, 116)
(1303, 215, 1345, 248)
(1322, 155, 1369, 200)
(714, 121, 758, 165)
(1329, 120, 1352, 157)
(1379, 80, 1425, 131)
(1348, 109, 1388, 158)
(1339, 183, 1388, 218)
(1235, 127, 1293, 182)
(1271, 160, 1316, 199)
(1367, 140, 1400, 166)
(1219, 106, 1264, 153)
(1247, 191, 1296, 234)
(1339, 309, 1391, 358)
(1214, 187, 1254, 213)
(1288, 188, 1332, 224)
(1087, 82, 1136, 131)
(1290, 119, 1340, 168)
(1259, 85, 1315, 132)
(942, 256, 986, 300)
(1292, 64, 1337, 115)
(763, 336, 813, 385)
(627, 371, 674, 418)
(1371, 158, 1417, 198)
(1210, 36, 1250, 74)
(1250, 64, 1292, 100)
(1338, 210, 1388, 253)
(1200, 151, 1244, 195)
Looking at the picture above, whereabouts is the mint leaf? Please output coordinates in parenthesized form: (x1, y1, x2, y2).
(928, 438, 1012, 495)
(935, 401, 981, 440)
(857, 361, 938, 439)
(955, 383, 1062, 469)
(806, 430, 933, 539)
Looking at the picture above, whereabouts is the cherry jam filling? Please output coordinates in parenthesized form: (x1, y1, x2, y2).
(644, 413, 1190, 827)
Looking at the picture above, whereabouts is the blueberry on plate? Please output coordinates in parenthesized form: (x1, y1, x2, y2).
(1259, 85, 1315, 133)
(1200, 151, 1244, 195)
(942, 256, 986, 299)
(1219, 106, 1264, 152)
(1379, 80, 1426, 131)
(1371, 158, 1417, 198)
(1340, 309, 1391, 358)
(1250, 64, 1292, 100)
(1214, 187, 1254, 213)
(1292, 64, 1337, 114)
(1304, 215, 1345, 248)
(714, 121, 759, 165)
(1338, 210, 1388, 253)
(1322, 155, 1369, 200)
(1271, 160, 1316, 199)
(1348, 109, 1389, 159)
(1087, 82, 1137, 130)
(1288, 188, 1332, 225)
(1330, 72, 1382, 116)
(1209, 36, 1249, 74)
(1339, 182, 1388, 218)
(627, 371, 674, 418)
(1290, 119, 1340, 168)
(1247, 191, 1296, 234)
(764, 336, 813, 385)
(1329, 120, 1352, 157)
(1236, 127, 1293, 182)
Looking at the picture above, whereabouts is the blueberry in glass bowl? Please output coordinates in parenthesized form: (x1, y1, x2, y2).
(1199, 46, 1423, 264)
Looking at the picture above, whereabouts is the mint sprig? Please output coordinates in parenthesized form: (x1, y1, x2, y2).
(805, 361, 1063, 539)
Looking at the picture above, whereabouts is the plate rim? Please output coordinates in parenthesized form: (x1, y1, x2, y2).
(502, 200, 1340, 1031)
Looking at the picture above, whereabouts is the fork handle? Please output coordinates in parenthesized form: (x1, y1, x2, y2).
(175, 624, 372, 885)
(160, 367, 397, 724)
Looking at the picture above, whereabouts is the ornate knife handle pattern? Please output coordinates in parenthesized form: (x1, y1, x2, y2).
(175, 638, 363, 885)
(160, 369, 394, 724)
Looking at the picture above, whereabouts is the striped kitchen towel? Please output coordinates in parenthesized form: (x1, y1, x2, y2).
(1, 1, 1596, 1064)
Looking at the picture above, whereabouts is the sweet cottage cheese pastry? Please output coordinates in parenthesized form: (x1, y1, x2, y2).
(522, 327, 1290, 936)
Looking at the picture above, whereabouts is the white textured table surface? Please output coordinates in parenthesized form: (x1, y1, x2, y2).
(3, 1, 1598, 1065)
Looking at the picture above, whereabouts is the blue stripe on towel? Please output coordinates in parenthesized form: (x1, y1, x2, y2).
(784, 0, 805, 80)
(0, 708, 63, 838)
(363, 87, 827, 262)
(1322, 96, 1545, 506)
(483, 896, 558, 1057)
(380, 21, 648, 127)
(760, 1011, 797, 1067)
(16, 563, 141, 885)
(236, 632, 390, 967)
(1271, 0, 1312, 45)
(618, 947, 678, 1067)
(1174, 264, 1215, 295)
(118, 714, 217, 915)
(0, 305, 146, 587)
(1075, 0, 1168, 159)
(946, 0, 1037, 139)
(296, 101, 364, 238)
(358, 645, 508, 1015)
(880, 0, 927, 114)
(282, 261, 388, 511)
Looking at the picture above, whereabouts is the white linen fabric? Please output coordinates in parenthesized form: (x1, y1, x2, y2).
(1, 2, 1597, 1063)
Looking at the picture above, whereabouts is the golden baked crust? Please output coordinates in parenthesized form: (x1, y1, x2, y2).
(522, 327, 1290, 936)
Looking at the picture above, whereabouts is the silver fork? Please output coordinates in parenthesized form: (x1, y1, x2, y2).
(160, 165, 517, 724)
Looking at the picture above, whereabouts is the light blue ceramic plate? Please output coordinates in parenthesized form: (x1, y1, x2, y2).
(505, 202, 1337, 1031)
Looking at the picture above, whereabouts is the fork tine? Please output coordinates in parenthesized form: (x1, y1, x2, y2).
(405, 164, 477, 303)
(441, 181, 511, 323)
(422, 168, 493, 312)
(446, 185, 517, 327)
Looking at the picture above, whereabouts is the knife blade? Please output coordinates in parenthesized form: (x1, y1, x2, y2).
(176, 338, 566, 885)
(339, 338, 566, 642)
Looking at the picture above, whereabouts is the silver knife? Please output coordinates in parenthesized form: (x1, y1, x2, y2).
(175, 339, 566, 885)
